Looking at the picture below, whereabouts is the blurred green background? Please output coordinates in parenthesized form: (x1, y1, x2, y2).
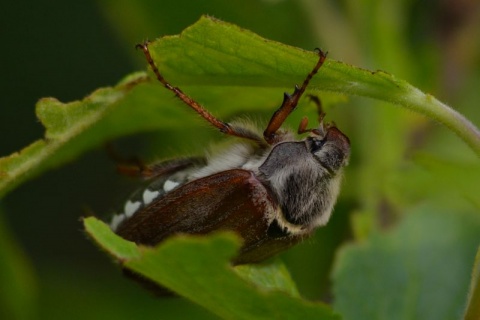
(1, 0, 479, 319)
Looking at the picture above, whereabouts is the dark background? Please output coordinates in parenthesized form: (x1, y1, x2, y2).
(1, 0, 479, 319)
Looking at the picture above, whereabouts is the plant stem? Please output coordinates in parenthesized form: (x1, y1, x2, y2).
(405, 85, 480, 157)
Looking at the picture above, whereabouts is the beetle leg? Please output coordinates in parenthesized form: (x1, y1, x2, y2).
(307, 94, 326, 123)
(144, 157, 206, 179)
(136, 41, 264, 145)
(118, 157, 206, 179)
(105, 142, 151, 177)
(263, 49, 327, 144)
(297, 95, 327, 136)
(106, 142, 204, 179)
(297, 116, 310, 134)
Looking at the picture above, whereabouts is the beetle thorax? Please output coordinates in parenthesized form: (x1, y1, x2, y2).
(258, 140, 342, 233)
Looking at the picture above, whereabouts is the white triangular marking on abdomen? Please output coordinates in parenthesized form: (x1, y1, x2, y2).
(143, 189, 160, 205)
(124, 200, 141, 218)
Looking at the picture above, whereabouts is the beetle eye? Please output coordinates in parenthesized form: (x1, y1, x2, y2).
(309, 138, 325, 153)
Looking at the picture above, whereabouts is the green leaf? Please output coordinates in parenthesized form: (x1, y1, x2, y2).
(1, 15, 478, 198)
(149, 16, 480, 156)
(234, 261, 300, 298)
(332, 203, 480, 320)
(464, 247, 480, 320)
(391, 153, 480, 209)
(84, 216, 140, 261)
(84, 217, 339, 320)
(0, 72, 149, 198)
(0, 210, 37, 320)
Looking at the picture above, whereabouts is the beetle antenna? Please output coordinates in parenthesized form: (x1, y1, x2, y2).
(263, 49, 327, 144)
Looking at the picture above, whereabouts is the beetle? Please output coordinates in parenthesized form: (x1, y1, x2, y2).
(110, 42, 350, 265)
